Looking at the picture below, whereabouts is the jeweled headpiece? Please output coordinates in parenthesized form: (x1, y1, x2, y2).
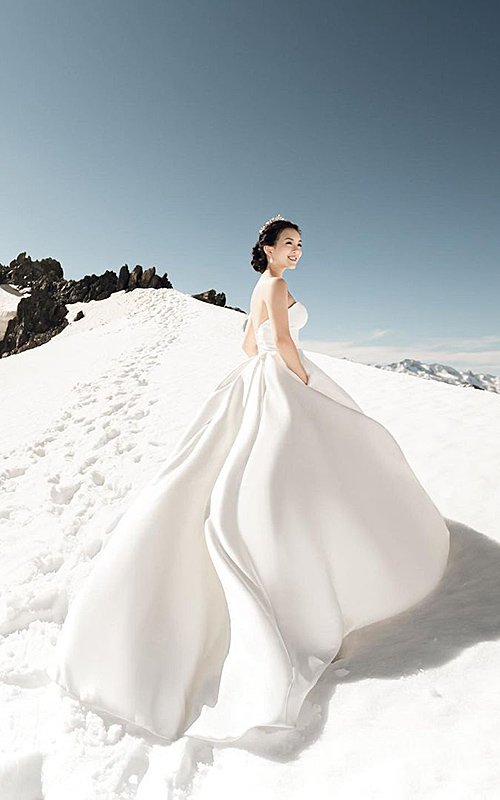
(258, 214, 287, 236)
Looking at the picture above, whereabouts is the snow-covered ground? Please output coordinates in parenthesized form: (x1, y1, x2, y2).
(1, 287, 498, 799)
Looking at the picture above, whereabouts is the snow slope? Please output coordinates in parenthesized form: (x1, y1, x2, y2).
(1, 287, 499, 799)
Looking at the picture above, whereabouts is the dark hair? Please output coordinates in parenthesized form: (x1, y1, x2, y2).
(250, 219, 302, 273)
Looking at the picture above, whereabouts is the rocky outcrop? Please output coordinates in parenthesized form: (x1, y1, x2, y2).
(57, 270, 119, 303)
(192, 289, 245, 313)
(0, 253, 175, 357)
(192, 289, 227, 307)
(1, 253, 173, 306)
(0, 290, 69, 356)
(0, 284, 30, 339)
(0, 251, 244, 358)
(6, 253, 63, 289)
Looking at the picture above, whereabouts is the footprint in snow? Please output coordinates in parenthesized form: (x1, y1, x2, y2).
(50, 482, 81, 505)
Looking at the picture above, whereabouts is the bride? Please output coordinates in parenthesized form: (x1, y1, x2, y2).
(49, 214, 450, 744)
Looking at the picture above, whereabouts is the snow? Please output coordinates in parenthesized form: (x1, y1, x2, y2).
(0, 287, 498, 799)
(0, 284, 30, 339)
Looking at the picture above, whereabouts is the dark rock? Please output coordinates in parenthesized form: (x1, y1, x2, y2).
(0, 289, 68, 357)
(149, 274, 163, 289)
(8, 252, 64, 290)
(117, 264, 130, 291)
(191, 289, 245, 314)
(192, 289, 227, 307)
(74, 310, 84, 321)
(127, 265, 143, 291)
(158, 272, 173, 288)
(140, 267, 155, 288)
(57, 270, 118, 304)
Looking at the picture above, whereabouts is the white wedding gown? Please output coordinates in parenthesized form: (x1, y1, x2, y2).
(49, 301, 450, 743)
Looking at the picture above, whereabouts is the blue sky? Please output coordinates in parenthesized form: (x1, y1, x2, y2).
(1, 0, 499, 373)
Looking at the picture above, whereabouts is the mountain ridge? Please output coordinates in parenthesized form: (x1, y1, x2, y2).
(374, 356, 499, 394)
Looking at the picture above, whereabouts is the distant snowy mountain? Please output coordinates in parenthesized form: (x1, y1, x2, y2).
(374, 357, 500, 394)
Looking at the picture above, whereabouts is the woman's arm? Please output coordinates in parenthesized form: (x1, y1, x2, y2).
(266, 278, 309, 384)
(241, 316, 258, 357)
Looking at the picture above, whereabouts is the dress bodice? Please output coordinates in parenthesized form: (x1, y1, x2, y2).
(255, 301, 308, 354)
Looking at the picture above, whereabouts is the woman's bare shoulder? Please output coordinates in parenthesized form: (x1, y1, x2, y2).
(249, 278, 294, 316)
(253, 275, 287, 300)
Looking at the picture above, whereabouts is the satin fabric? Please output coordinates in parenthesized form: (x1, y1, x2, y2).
(49, 301, 450, 743)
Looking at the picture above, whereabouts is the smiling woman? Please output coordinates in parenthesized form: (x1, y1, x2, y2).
(49, 215, 450, 746)
(250, 214, 303, 274)
(243, 216, 308, 377)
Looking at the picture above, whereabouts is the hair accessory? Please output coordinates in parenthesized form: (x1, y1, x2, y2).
(258, 214, 286, 235)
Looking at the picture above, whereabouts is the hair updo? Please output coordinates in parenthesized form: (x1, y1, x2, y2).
(250, 218, 302, 273)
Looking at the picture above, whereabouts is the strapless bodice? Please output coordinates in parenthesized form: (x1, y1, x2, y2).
(255, 301, 309, 354)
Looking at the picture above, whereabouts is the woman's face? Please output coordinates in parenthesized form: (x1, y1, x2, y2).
(265, 228, 302, 269)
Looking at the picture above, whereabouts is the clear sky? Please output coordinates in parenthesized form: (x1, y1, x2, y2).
(1, 0, 499, 374)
